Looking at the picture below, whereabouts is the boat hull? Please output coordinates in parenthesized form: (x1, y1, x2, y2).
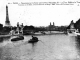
(11, 36, 24, 42)
(28, 39, 39, 43)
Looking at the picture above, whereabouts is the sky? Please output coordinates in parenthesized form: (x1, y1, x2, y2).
(0, 0, 80, 27)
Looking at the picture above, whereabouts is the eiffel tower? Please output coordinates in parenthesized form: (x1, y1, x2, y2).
(5, 5, 11, 27)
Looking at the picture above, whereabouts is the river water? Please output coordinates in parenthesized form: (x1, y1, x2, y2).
(0, 34, 80, 60)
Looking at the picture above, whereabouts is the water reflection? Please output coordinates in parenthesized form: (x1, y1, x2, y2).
(0, 34, 80, 60)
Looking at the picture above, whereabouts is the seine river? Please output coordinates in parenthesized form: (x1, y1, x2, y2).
(0, 34, 80, 60)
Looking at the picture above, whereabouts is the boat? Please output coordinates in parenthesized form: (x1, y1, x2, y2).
(28, 39, 39, 43)
(67, 29, 80, 36)
(28, 36, 39, 43)
(11, 36, 24, 42)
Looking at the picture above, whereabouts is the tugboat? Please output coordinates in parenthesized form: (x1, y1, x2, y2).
(28, 36, 39, 46)
(11, 22, 24, 42)
(11, 35, 24, 42)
